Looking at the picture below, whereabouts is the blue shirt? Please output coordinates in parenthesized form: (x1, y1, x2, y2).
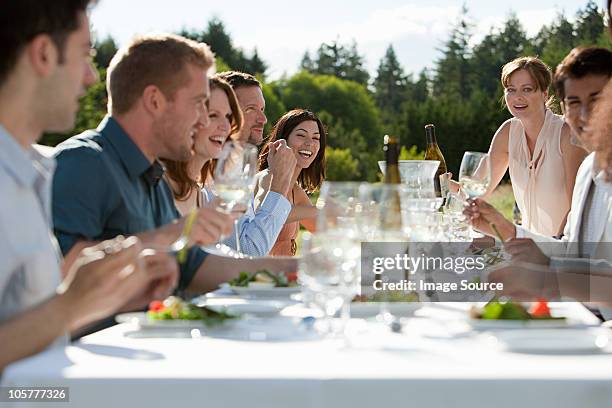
(52, 116, 206, 289)
(202, 186, 291, 256)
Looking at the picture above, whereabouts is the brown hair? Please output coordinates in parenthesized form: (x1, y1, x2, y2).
(0, 0, 94, 87)
(216, 70, 261, 90)
(553, 47, 612, 100)
(163, 76, 243, 201)
(258, 109, 326, 193)
(501, 56, 553, 107)
(107, 34, 215, 115)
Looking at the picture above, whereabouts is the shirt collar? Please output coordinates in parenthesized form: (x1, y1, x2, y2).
(98, 115, 151, 181)
(143, 160, 166, 186)
(588, 152, 609, 187)
(0, 125, 53, 188)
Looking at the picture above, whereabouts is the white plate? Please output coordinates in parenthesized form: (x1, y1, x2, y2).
(225, 284, 301, 298)
(195, 297, 291, 317)
(495, 328, 610, 353)
(204, 316, 319, 342)
(350, 302, 421, 318)
(115, 312, 235, 330)
(468, 317, 570, 330)
(200, 244, 252, 259)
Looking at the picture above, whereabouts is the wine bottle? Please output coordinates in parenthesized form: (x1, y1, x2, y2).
(383, 134, 401, 184)
(424, 124, 448, 197)
(382, 135, 402, 231)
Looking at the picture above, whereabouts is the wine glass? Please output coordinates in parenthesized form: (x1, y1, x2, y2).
(358, 184, 411, 323)
(314, 182, 366, 332)
(458, 152, 490, 200)
(316, 181, 363, 235)
(299, 232, 354, 337)
(443, 191, 470, 241)
(210, 140, 258, 255)
(358, 183, 406, 240)
(458, 152, 490, 239)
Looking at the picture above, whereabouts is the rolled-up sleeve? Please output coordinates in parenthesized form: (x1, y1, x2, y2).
(223, 191, 291, 256)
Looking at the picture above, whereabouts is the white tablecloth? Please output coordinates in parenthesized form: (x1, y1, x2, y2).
(3, 303, 612, 408)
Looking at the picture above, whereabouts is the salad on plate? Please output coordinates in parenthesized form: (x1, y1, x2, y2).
(468, 298, 568, 329)
(115, 296, 237, 329)
(228, 269, 298, 288)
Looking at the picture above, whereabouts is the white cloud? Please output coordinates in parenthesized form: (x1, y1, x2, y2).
(236, 3, 465, 79)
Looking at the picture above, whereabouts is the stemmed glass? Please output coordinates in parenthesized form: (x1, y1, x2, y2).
(315, 182, 365, 332)
(458, 152, 490, 200)
(299, 232, 353, 337)
(358, 184, 410, 324)
(458, 152, 491, 239)
(209, 140, 258, 255)
(443, 191, 470, 241)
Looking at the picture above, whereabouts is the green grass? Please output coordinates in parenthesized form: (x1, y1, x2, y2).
(487, 183, 515, 222)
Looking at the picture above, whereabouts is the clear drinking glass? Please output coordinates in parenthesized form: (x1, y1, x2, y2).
(210, 140, 258, 255)
(299, 232, 351, 336)
(314, 182, 365, 332)
(458, 152, 491, 200)
(443, 191, 470, 241)
(458, 152, 491, 239)
(357, 184, 410, 323)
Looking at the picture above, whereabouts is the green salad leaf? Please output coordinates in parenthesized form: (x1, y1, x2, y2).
(147, 297, 236, 327)
(228, 269, 296, 287)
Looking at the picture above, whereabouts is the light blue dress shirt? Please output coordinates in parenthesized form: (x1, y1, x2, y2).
(202, 187, 291, 256)
(0, 126, 62, 322)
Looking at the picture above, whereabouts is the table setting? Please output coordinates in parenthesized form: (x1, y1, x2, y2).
(4, 158, 612, 408)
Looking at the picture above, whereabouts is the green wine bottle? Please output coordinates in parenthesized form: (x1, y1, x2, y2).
(383, 134, 401, 184)
(424, 124, 448, 197)
(382, 135, 402, 231)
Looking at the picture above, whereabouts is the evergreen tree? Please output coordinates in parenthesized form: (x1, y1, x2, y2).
(433, 5, 473, 99)
(373, 45, 407, 115)
(200, 17, 236, 67)
(300, 51, 315, 71)
(575, 0, 605, 44)
(305, 40, 370, 85)
(541, 12, 576, 68)
(94, 36, 118, 68)
(181, 17, 267, 76)
(412, 69, 430, 103)
(247, 48, 267, 76)
(469, 13, 528, 99)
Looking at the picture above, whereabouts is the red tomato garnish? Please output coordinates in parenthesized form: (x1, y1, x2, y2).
(148, 300, 164, 312)
(529, 299, 550, 317)
(286, 272, 298, 282)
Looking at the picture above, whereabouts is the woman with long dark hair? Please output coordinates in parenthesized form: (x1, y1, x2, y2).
(254, 109, 327, 256)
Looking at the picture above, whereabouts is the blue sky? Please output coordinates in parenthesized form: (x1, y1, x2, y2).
(90, 0, 599, 79)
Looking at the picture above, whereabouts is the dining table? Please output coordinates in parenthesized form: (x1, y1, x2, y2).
(2, 302, 611, 408)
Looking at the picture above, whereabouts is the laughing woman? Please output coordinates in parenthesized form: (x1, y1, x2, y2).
(483, 57, 587, 237)
(255, 109, 327, 256)
(163, 76, 243, 215)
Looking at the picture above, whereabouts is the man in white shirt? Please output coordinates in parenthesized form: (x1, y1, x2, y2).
(0, 0, 178, 371)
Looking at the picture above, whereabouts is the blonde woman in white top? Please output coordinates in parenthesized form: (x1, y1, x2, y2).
(484, 57, 587, 236)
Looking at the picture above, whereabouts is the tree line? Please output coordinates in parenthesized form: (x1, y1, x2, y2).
(41, 0, 610, 182)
